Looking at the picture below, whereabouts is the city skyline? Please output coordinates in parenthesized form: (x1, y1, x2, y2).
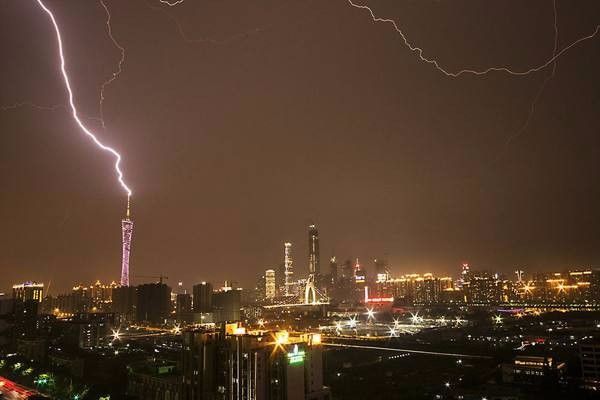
(2, 218, 600, 294)
(2, 1, 600, 293)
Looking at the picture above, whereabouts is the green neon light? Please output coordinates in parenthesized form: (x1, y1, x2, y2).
(287, 345, 306, 365)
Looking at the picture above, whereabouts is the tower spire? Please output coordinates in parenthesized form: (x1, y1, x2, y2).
(126, 194, 131, 219)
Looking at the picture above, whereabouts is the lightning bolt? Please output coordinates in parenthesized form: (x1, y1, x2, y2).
(494, 0, 560, 162)
(168, 15, 266, 45)
(158, 0, 185, 6)
(36, 0, 132, 197)
(347, 0, 600, 77)
(1, 102, 106, 126)
(148, 0, 299, 46)
(98, 0, 125, 130)
(1, 102, 64, 112)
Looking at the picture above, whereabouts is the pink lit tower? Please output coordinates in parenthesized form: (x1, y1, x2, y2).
(120, 196, 134, 286)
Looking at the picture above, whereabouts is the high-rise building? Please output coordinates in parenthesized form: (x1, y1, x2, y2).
(181, 329, 223, 399)
(177, 293, 192, 315)
(128, 360, 182, 400)
(212, 286, 241, 322)
(465, 271, 501, 305)
(179, 326, 330, 400)
(192, 282, 213, 313)
(276, 262, 286, 296)
(308, 225, 320, 279)
(120, 199, 134, 287)
(12, 282, 44, 320)
(354, 259, 365, 284)
(112, 285, 137, 321)
(580, 340, 600, 390)
(329, 256, 338, 282)
(342, 259, 353, 279)
(284, 242, 294, 297)
(12, 282, 44, 303)
(136, 283, 171, 324)
(71, 284, 92, 313)
(374, 259, 389, 282)
(221, 328, 330, 400)
(53, 312, 115, 350)
(265, 269, 276, 300)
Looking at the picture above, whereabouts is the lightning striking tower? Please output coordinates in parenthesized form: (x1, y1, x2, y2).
(120, 197, 134, 287)
(35, 0, 132, 197)
(34, 0, 134, 286)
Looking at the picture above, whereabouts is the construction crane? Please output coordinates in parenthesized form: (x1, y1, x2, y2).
(131, 274, 169, 284)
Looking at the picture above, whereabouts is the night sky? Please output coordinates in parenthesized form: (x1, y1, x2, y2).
(1, 0, 600, 294)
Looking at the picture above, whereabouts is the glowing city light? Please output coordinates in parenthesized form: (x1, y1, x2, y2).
(35, 0, 132, 197)
(410, 312, 421, 325)
(275, 330, 290, 345)
(335, 321, 343, 332)
(111, 329, 121, 341)
(348, 316, 358, 328)
(522, 283, 535, 293)
(311, 333, 322, 345)
(365, 308, 375, 321)
(347, 0, 600, 78)
(493, 315, 503, 324)
(388, 326, 398, 337)
(287, 344, 306, 365)
(172, 324, 181, 335)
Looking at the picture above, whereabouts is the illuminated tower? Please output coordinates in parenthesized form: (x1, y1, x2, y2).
(120, 197, 134, 287)
(284, 242, 294, 297)
(265, 269, 276, 300)
(308, 224, 320, 279)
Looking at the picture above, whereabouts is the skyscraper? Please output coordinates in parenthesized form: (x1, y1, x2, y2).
(120, 198, 134, 287)
(212, 287, 241, 322)
(265, 269, 276, 300)
(374, 258, 389, 282)
(284, 242, 294, 297)
(308, 224, 320, 278)
(136, 282, 171, 324)
(192, 282, 213, 313)
(12, 282, 44, 303)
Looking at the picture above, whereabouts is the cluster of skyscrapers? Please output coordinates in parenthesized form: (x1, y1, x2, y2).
(253, 224, 600, 309)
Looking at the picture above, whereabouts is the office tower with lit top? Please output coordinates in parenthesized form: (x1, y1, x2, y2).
(265, 269, 276, 300)
(12, 282, 44, 324)
(193, 282, 213, 313)
(12, 282, 44, 303)
(120, 198, 134, 287)
(284, 242, 294, 297)
(308, 225, 320, 281)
